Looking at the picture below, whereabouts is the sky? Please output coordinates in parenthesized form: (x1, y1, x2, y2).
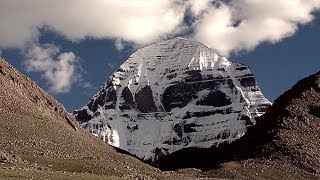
(0, 0, 320, 112)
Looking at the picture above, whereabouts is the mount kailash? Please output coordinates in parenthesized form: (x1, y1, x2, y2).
(74, 37, 271, 162)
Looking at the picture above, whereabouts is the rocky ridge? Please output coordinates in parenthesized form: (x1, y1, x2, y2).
(249, 71, 320, 174)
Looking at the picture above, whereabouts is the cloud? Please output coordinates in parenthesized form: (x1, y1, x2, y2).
(0, 49, 2, 57)
(188, 0, 213, 16)
(115, 39, 125, 51)
(193, 0, 320, 55)
(0, 0, 186, 48)
(0, 0, 320, 56)
(24, 44, 80, 94)
(80, 82, 93, 89)
(107, 62, 116, 70)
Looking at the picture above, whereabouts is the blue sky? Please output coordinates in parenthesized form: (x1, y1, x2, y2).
(0, 1, 320, 112)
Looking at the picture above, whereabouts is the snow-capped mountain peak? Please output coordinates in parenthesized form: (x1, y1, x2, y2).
(74, 38, 271, 161)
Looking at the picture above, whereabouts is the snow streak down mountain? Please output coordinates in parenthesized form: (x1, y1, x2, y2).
(74, 38, 271, 162)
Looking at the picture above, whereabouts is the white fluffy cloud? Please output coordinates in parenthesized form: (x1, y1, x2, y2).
(24, 44, 80, 94)
(193, 0, 320, 55)
(1, 0, 320, 56)
(0, 0, 186, 48)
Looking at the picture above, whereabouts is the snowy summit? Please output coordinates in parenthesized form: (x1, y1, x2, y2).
(74, 37, 271, 162)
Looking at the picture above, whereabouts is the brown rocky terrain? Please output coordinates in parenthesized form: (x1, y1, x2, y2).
(244, 70, 320, 175)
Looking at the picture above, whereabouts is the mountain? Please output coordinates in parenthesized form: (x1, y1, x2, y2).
(74, 37, 271, 162)
(0, 58, 181, 179)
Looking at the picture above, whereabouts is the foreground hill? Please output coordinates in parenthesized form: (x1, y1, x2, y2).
(246, 70, 320, 174)
(222, 70, 320, 179)
(237, 70, 320, 179)
(0, 58, 181, 179)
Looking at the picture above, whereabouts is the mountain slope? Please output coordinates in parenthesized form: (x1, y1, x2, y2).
(248, 70, 320, 173)
(74, 37, 271, 162)
(0, 58, 181, 179)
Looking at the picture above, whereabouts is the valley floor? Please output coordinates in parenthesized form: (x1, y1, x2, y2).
(1, 153, 319, 180)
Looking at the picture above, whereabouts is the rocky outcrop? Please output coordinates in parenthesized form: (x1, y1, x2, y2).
(74, 37, 271, 162)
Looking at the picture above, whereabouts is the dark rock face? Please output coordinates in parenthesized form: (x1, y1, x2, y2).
(74, 109, 93, 124)
(120, 87, 135, 110)
(135, 86, 157, 113)
(74, 38, 271, 161)
(162, 78, 236, 112)
(162, 82, 198, 112)
(196, 90, 232, 107)
(240, 76, 256, 87)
